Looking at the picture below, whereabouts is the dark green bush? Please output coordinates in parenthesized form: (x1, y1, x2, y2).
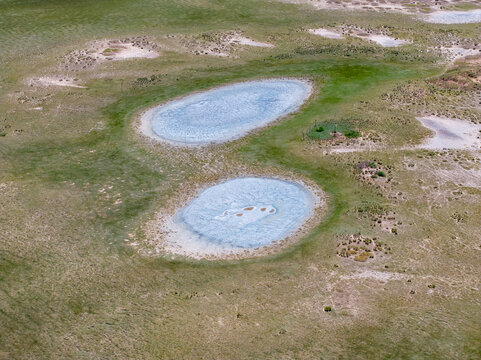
(344, 130, 360, 138)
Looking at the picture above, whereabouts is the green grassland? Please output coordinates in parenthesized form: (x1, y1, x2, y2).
(0, 0, 480, 358)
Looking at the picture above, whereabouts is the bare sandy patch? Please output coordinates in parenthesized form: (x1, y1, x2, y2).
(439, 46, 481, 62)
(61, 37, 159, 71)
(280, 0, 479, 15)
(340, 269, 406, 282)
(355, 34, 410, 47)
(227, 34, 274, 48)
(309, 27, 410, 47)
(172, 31, 274, 57)
(417, 116, 481, 150)
(344, 27, 410, 47)
(27, 76, 86, 88)
(405, 155, 481, 188)
(434, 167, 481, 188)
(327, 143, 384, 153)
(285, 0, 409, 13)
(308, 28, 344, 39)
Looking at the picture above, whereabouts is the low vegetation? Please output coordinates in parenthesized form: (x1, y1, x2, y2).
(308, 123, 360, 140)
(0, 0, 480, 358)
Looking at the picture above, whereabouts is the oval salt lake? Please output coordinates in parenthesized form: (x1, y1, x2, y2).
(140, 79, 311, 145)
(424, 9, 481, 24)
(162, 177, 318, 257)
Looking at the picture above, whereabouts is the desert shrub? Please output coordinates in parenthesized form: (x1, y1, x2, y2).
(344, 130, 360, 138)
(376, 171, 386, 177)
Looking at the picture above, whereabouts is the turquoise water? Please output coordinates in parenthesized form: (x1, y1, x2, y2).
(141, 79, 311, 145)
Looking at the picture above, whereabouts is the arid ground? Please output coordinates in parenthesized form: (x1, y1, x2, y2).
(0, 0, 480, 358)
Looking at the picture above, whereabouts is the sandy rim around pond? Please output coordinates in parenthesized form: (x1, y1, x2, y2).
(134, 77, 315, 148)
(139, 168, 328, 261)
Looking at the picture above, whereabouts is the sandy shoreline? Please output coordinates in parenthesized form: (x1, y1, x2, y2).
(140, 168, 327, 261)
(135, 77, 315, 148)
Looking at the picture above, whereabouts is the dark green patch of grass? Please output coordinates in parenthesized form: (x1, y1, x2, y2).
(308, 123, 359, 140)
(344, 130, 360, 138)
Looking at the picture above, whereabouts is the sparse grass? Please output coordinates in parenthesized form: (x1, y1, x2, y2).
(0, 0, 480, 359)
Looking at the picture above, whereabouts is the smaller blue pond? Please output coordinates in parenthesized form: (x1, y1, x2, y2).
(141, 79, 311, 145)
(425, 9, 481, 24)
(175, 177, 315, 250)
